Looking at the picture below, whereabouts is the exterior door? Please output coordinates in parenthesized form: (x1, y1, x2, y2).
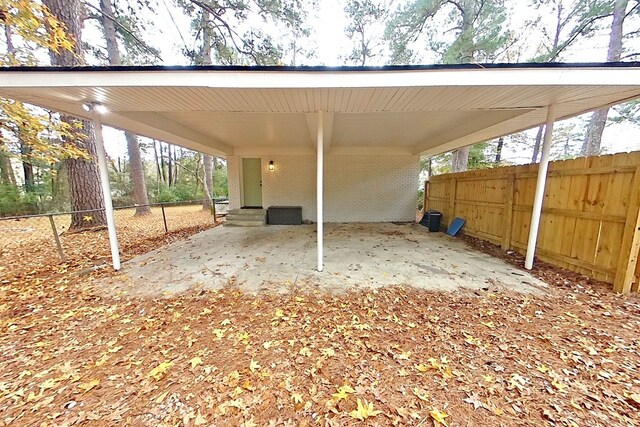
(242, 158, 262, 207)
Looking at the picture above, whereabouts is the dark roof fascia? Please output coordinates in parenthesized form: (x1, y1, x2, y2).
(1, 62, 640, 73)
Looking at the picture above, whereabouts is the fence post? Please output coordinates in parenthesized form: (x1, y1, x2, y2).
(161, 203, 168, 233)
(614, 165, 640, 293)
(448, 177, 457, 227)
(48, 215, 66, 261)
(422, 180, 429, 215)
(502, 173, 516, 251)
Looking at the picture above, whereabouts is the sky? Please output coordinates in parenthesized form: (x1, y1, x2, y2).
(81, 0, 640, 164)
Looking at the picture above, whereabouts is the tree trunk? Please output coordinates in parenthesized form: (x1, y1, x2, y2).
(201, 10, 212, 66)
(125, 133, 150, 214)
(167, 145, 173, 186)
(495, 137, 504, 164)
(0, 152, 16, 185)
(531, 125, 544, 163)
(451, 147, 470, 172)
(43, 0, 107, 230)
(153, 140, 163, 183)
(20, 142, 34, 192)
(581, 0, 627, 156)
(99, 0, 150, 215)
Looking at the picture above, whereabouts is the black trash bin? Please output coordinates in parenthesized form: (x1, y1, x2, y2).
(419, 210, 442, 232)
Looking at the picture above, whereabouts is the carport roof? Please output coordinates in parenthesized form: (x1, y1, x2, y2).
(1, 62, 640, 158)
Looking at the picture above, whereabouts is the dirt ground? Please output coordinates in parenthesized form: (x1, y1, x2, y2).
(1, 220, 639, 426)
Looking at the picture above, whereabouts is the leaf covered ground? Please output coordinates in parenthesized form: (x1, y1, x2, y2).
(1, 217, 640, 426)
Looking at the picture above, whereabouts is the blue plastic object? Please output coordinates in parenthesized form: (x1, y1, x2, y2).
(447, 217, 466, 236)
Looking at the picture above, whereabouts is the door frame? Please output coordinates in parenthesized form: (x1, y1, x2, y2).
(240, 157, 263, 208)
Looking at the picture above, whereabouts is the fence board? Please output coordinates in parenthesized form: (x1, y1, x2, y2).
(425, 151, 640, 292)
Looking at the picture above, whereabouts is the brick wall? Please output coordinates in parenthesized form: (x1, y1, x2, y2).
(227, 156, 241, 210)
(226, 155, 419, 222)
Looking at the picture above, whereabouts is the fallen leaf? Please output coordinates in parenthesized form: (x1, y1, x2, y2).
(463, 393, 484, 410)
(189, 357, 203, 369)
(430, 408, 449, 426)
(148, 361, 173, 381)
(349, 398, 381, 421)
(78, 379, 100, 393)
(249, 359, 261, 373)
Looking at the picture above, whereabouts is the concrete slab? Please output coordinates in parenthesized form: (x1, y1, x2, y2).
(101, 223, 547, 296)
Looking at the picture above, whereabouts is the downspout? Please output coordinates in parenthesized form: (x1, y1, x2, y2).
(525, 105, 557, 270)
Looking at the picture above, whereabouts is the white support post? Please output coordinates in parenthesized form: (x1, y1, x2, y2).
(93, 118, 121, 271)
(317, 110, 324, 272)
(525, 105, 557, 270)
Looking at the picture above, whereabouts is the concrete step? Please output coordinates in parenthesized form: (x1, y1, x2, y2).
(224, 219, 265, 227)
(228, 208, 266, 216)
(226, 214, 266, 221)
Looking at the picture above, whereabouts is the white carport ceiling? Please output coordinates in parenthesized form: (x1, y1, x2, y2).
(1, 64, 640, 157)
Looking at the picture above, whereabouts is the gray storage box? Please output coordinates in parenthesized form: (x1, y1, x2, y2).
(268, 206, 302, 225)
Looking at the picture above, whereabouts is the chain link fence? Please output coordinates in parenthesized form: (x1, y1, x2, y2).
(0, 200, 228, 268)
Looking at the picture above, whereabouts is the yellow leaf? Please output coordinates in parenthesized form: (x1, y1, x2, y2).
(274, 308, 284, 318)
(349, 398, 381, 421)
(415, 363, 430, 372)
(263, 341, 273, 349)
(155, 390, 170, 404)
(480, 321, 495, 329)
(249, 359, 261, 373)
(320, 348, 335, 358)
(412, 387, 430, 401)
(148, 361, 173, 381)
(537, 364, 550, 374)
(397, 351, 411, 360)
(430, 408, 449, 426)
(78, 379, 100, 393)
(194, 410, 207, 425)
(291, 392, 303, 403)
(626, 393, 640, 405)
(299, 347, 311, 357)
(221, 319, 232, 326)
(190, 357, 203, 369)
(331, 384, 355, 402)
(95, 354, 109, 367)
(552, 380, 567, 392)
(213, 329, 225, 339)
(83, 215, 93, 222)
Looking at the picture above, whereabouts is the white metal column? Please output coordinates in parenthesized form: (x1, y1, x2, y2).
(525, 105, 557, 269)
(317, 110, 324, 272)
(93, 118, 121, 271)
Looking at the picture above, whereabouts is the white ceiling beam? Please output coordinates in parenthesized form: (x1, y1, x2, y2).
(413, 109, 534, 155)
(116, 111, 232, 156)
(306, 112, 334, 151)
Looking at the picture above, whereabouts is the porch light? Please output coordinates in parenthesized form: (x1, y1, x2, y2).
(269, 160, 274, 171)
(82, 102, 108, 114)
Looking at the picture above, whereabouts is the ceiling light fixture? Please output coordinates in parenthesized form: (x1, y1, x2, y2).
(82, 102, 108, 114)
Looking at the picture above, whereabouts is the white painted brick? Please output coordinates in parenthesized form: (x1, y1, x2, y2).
(227, 156, 241, 210)
(227, 155, 419, 222)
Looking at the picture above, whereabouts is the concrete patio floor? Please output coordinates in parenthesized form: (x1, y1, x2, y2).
(102, 223, 546, 296)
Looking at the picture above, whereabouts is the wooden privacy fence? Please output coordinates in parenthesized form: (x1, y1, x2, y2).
(424, 151, 640, 293)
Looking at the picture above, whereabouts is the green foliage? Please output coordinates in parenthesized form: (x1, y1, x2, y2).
(386, 0, 511, 64)
(0, 183, 34, 216)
